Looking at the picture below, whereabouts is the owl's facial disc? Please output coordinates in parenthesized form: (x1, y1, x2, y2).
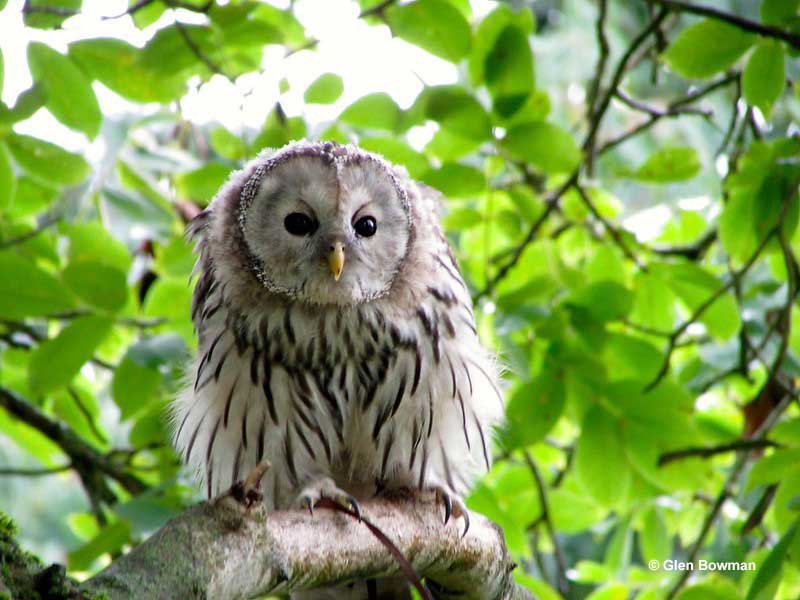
(240, 150, 410, 305)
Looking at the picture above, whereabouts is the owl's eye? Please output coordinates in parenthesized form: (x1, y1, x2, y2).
(354, 215, 377, 238)
(284, 212, 317, 236)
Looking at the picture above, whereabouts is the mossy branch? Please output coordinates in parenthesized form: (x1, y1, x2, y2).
(82, 496, 531, 600)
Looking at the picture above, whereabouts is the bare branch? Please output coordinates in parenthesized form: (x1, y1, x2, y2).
(474, 172, 577, 301)
(523, 451, 569, 595)
(83, 498, 532, 600)
(0, 387, 146, 497)
(658, 439, 779, 466)
(583, 9, 669, 168)
(644, 0, 800, 50)
(586, 0, 610, 115)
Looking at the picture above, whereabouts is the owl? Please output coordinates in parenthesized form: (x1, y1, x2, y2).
(172, 140, 504, 598)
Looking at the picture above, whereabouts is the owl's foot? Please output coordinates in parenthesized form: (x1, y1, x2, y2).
(294, 477, 362, 521)
(429, 486, 470, 538)
(216, 459, 271, 511)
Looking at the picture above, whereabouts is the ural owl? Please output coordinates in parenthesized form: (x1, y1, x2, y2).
(173, 140, 504, 598)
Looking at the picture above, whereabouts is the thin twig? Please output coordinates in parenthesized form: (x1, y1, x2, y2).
(644, 220, 781, 391)
(0, 464, 72, 477)
(474, 173, 577, 301)
(523, 451, 569, 595)
(586, 0, 610, 116)
(0, 216, 59, 250)
(174, 21, 228, 79)
(645, 0, 800, 50)
(658, 439, 779, 466)
(584, 9, 669, 169)
(574, 183, 645, 269)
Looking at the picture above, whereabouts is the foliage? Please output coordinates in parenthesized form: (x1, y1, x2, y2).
(0, 0, 799, 598)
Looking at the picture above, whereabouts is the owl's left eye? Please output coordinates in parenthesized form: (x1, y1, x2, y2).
(354, 215, 377, 237)
(284, 212, 317, 236)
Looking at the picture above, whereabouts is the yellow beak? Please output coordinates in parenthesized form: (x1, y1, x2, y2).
(328, 242, 345, 281)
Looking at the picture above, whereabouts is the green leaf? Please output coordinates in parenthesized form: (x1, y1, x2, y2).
(632, 147, 701, 183)
(7, 177, 56, 219)
(359, 137, 430, 179)
(743, 40, 785, 118)
(0, 142, 15, 213)
(102, 188, 175, 244)
(549, 483, 609, 532)
(29, 316, 113, 395)
(304, 73, 344, 104)
(0, 46, 4, 93)
(640, 506, 671, 563)
(568, 281, 634, 322)
(575, 405, 630, 506)
(746, 449, 800, 490)
(252, 110, 307, 150)
(67, 520, 131, 572)
(127, 334, 187, 368)
(27, 42, 101, 138)
(0, 85, 48, 127)
(469, 4, 534, 86)
(675, 577, 742, 600)
(503, 371, 565, 449)
(175, 162, 232, 205)
(746, 520, 799, 600)
(485, 25, 534, 117)
(662, 19, 756, 79)
(62, 222, 132, 273)
(420, 163, 485, 197)
(112, 355, 163, 421)
(210, 127, 247, 161)
(23, 0, 80, 29)
(605, 513, 634, 573)
(386, 0, 471, 62)
(130, 406, 170, 447)
(6, 133, 90, 186)
(339, 93, 401, 131)
(761, 0, 799, 25)
(421, 86, 492, 141)
(0, 252, 76, 318)
(502, 122, 581, 174)
(62, 260, 128, 312)
(69, 38, 186, 104)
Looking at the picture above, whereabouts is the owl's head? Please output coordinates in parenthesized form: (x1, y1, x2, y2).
(233, 141, 412, 306)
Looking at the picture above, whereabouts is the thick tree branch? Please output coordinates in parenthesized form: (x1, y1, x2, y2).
(0, 387, 146, 497)
(83, 497, 532, 600)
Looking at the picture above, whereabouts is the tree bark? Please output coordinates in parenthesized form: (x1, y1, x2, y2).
(82, 496, 532, 600)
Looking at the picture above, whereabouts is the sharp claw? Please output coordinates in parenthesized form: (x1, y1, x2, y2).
(461, 510, 470, 538)
(442, 491, 452, 525)
(303, 496, 314, 516)
(347, 495, 362, 521)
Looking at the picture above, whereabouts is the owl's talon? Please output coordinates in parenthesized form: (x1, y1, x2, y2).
(294, 477, 359, 521)
(461, 509, 470, 538)
(427, 486, 470, 537)
(347, 495, 362, 521)
(441, 490, 453, 525)
(302, 495, 314, 516)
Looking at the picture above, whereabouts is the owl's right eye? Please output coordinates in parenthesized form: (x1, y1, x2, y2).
(284, 212, 317, 236)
